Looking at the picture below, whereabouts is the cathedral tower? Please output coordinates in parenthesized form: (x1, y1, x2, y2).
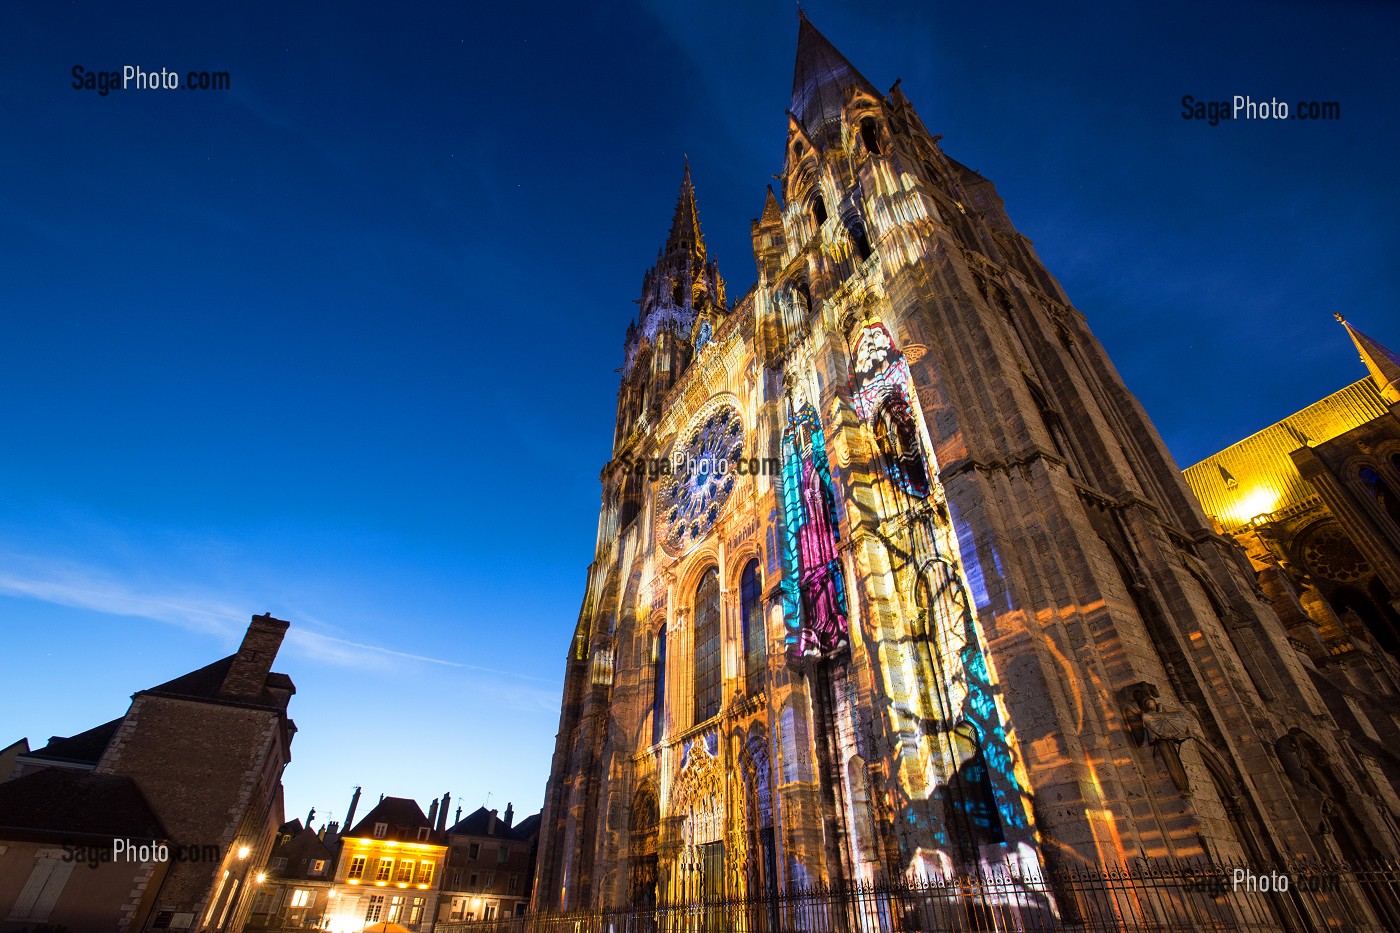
(534, 12, 1400, 919)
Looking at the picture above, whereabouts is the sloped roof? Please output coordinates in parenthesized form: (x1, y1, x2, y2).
(142, 654, 293, 710)
(511, 812, 542, 842)
(346, 796, 441, 843)
(267, 824, 338, 879)
(790, 11, 880, 138)
(0, 768, 166, 842)
(447, 806, 542, 842)
(24, 717, 123, 767)
(1183, 379, 1389, 530)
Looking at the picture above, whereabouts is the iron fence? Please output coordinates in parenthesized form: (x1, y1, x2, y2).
(435, 859, 1400, 933)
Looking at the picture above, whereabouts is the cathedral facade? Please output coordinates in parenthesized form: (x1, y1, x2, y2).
(534, 14, 1400, 914)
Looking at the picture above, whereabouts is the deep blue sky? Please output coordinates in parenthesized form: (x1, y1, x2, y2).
(2, 0, 1397, 828)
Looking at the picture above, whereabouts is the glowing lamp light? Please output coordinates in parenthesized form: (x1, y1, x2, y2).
(237, 846, 251, 860)
(255, 872, 266, 884)
(1228, 487, 1279, 528)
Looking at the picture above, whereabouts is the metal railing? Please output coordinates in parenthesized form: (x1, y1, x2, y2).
(435, 859, 1400, 933)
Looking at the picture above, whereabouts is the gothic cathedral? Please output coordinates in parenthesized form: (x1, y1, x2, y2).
(533, 13, 1400, 913)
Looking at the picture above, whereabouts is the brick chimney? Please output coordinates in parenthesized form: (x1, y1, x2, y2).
(504, 802, 514, 828)
(437, 792, 450, 832)
(427, 798, 439, 828)
(219, 613, 290, 700)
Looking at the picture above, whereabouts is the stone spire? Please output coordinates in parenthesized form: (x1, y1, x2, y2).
(665, 161, 706, 264)
(790, 11, 881, 139)
(1337, 313, 1400, 404)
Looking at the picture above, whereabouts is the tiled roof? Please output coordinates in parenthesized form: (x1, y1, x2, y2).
(266, 825, 338, 880)
(0, 768, 166, 842)
(346, 796, 441, 843)
(447, 806, 541, 842)
(24, 717, 123, 767)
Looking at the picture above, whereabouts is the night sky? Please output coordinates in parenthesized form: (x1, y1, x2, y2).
(2, 0, 1397, 828)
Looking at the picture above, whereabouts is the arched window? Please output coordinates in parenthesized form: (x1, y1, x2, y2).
(1360, 466, 1400, 528)
(845, 215, 872, 261)
(812, 194, 828, 226)
(693, 569, 722, 723)
(652, 626, 667, 745)
(741, 560, 765, 696)
(946, 723, 1005, 865)
(873, 396, 930, 498)
(859, 117, 881, 155)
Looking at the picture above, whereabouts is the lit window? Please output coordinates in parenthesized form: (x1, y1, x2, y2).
(387, 896, 403, 922)
(651, 625, 667, 744)
(290, 889, 311, 908)
(373, 822, 388, 839)
(348, 856, 367, 880)
(395, 859, 414, 883)
(309, 859, 326, 875)
(365, 895, 384, 922)
(410, 897, 425, 922)
(375, 857, 394, 882)
(486, 903, 498, 920)
(693, 568, 721, 723)
(418, 860, 435, 884)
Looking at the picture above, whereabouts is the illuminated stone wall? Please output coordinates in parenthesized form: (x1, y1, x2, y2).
(534, 14, 1400, 915)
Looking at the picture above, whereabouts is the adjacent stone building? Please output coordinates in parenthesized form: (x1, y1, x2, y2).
(0, 612, 297, 931)
(438, 803, 540, 923)
(243, 817, 339, 931)
(534, 11, 1400, 922)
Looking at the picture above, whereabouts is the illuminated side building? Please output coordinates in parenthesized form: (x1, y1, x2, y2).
(1183, 318, 1400, 850)
(534, 12, 1400, 917)
(326, 795, 445, 932)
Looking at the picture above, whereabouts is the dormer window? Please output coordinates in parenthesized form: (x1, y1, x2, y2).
(417, 827, 430, 841)
(373, 822, 387, 839)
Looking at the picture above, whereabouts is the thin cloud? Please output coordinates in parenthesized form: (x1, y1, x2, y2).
(0, 554, 547, 684)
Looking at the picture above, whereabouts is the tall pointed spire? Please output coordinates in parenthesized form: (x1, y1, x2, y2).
(1337, 313, 1400, 404)
(791, 11, 881, 138)
(665, 160, 706, 263)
